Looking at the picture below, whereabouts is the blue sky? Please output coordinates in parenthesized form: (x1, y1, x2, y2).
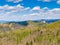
(0, 0, 60, 8)
(0, 0, 60, 21)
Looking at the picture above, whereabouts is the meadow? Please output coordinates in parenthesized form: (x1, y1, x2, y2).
(0, 20, 60, 45)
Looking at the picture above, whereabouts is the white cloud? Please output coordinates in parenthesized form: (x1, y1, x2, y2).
(50, 8, 60, 14)
(57, 0, 60, 4)
(37, 0, 51, 2)
(43, 0, 51, 2)
(7, 0, 23, 3)
(32, 6, 40, 10)
(0, 5, 60, 21)
(37, 0, 60, 4)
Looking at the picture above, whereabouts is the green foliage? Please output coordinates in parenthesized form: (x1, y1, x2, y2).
(36, 35, 43, 42)
(57, 37, 60, 44)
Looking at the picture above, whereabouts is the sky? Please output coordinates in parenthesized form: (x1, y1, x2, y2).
(0, 0, 60, 21)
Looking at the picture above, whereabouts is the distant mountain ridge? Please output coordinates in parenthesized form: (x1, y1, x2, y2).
(0, 19, 60, 24)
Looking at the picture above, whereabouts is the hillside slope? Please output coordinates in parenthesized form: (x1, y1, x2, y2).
(0, 20, 60, 45)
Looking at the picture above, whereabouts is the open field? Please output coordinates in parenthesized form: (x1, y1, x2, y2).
(0, 20, 60, 45)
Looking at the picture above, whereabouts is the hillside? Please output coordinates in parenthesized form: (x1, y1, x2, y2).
(0, 20, 60, 45)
